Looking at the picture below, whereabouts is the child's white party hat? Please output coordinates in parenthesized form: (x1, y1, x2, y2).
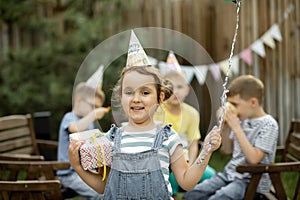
(86, 64, 104, 89)
(126, 30, 150, 68)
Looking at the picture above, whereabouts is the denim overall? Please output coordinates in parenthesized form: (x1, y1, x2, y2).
(103, 125, 172, 200)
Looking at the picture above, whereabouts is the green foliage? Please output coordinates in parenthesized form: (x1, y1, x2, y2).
(0, 0, 124, 136)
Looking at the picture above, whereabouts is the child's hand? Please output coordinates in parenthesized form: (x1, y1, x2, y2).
(203, 126, 222, 153)
(68, 139, 84, 170)
(224, 107, 240, 129)
(94, 107, 110, 119)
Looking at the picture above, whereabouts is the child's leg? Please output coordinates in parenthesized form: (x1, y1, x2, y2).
(199, 165, 216, 182)
(183, 172, 226, 200)
(208, 178, 248, 200)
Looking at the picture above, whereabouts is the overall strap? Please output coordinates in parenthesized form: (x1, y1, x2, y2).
(108, 124, 123, 153)
(152, 124, 172, 150)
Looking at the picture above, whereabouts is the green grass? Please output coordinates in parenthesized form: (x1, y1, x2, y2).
(177, 150, 298, 199)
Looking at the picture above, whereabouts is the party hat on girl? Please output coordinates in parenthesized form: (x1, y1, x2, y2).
(126, 30, 150, 68)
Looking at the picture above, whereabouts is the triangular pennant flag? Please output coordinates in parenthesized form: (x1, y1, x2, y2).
(148, 56, 158, 66)
(231, 55, 239, 75)
(86, 65, 104, 89)
(181, 66, 195, 84)
(166, 51, 182, 72)
(268, 24, 282, 42)
(250, 40, 266, 58)
(209, 63, 221, 81)
(219, 60, 233, 77)
(158, 61, 172, 76)
(194, 66, 208, 85)
(126, 30, 150, 68)
(240, 48, 253, 66)
(261, 32, 276, 49)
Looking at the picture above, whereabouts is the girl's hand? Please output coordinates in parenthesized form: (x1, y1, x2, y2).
(202, 126, 222, 153)
(68, 139, 84, 170)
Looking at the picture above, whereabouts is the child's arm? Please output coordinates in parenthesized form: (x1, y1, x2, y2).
(171, 126, 221, 191)
(219, 123, 233, 155)
(68, 140, 107, 194)
(225, 109, 265, 164)
(188, 140, 199, 164)
(69, 107, 109, 133)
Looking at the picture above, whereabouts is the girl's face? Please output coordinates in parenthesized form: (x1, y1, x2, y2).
(121, 70, 161, 127)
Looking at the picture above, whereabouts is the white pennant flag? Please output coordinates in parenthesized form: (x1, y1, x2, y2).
(158, 61, 172, 76)
(261, 32, 276, 49)
(219, 60, 233, 77)
(86, 65, 104, 89)
(251, 40, 266, 58)
(268, 24, 282, 42)
(209, 64, 221, 81)
(219, 55, 239, 76)
(148, 56, 158, 66)
(194, 66, 208, 85)
(181, 66, 195, 84)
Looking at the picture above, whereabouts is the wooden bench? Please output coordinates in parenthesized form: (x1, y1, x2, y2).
(0, 114, 58, 160)
(237, 119, 300, 200)
(0, 158, 79, 199)
(0, 114, 79, 199)
(0, 180, 63, 200)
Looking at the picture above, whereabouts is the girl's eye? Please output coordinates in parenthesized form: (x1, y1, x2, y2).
(142, 91, 150, 95)
(124, 90, 133, 95)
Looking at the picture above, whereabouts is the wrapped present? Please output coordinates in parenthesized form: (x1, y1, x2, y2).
(70, 129, 113, 180)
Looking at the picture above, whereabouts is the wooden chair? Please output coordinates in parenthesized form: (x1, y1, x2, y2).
(0, 114, 79, 199)
(0, 160, 79, 199)
(0, 180, 63, 200)
(237, 119, 300, 200)
(0, 114, 58, 160)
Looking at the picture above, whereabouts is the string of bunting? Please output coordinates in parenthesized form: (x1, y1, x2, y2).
(147, 2, 294, 86)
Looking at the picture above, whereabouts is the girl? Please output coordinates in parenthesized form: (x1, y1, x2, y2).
(69, 65, 221, 199)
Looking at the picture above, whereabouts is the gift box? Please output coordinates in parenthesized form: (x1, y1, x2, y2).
(70, 129, 113, 171)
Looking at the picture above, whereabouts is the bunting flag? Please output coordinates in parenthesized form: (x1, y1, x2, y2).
(240, 48, 252, 66)
(261, 32, 276, 49)
(219, 56, 239, 77)
(181, 66, 195, 84)
(138, 19, 286, 86)
(86, 65, 104, 89)
(194, 66, 208, 85)
(250, 40, 266, 58)
(126, 30, 150, 68)
(209, 64, 221, 81)
(268, 24, 282, 42)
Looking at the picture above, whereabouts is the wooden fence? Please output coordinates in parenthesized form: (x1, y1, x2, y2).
(1, 0, 299, 145)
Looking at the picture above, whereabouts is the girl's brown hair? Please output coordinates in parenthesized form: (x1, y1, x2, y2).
(115, 65, 173, 103)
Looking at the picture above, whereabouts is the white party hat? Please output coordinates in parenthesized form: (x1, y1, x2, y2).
(166, 51, 182, 72)
(86, 65, 104, 89)
(126, 30, 150, 68)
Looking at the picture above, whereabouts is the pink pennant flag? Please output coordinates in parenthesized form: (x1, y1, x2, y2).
(240, 48, 252, 66)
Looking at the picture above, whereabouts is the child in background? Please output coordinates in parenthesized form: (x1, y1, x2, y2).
(57, 82, 109, 200)
(68, 65, 221, 200)
(184, 75, 279, 200)
(154, 70, 216, 199)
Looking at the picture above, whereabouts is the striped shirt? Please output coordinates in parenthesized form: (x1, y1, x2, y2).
(224, 115, 278, 193)
(106, 127, 182, 196)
